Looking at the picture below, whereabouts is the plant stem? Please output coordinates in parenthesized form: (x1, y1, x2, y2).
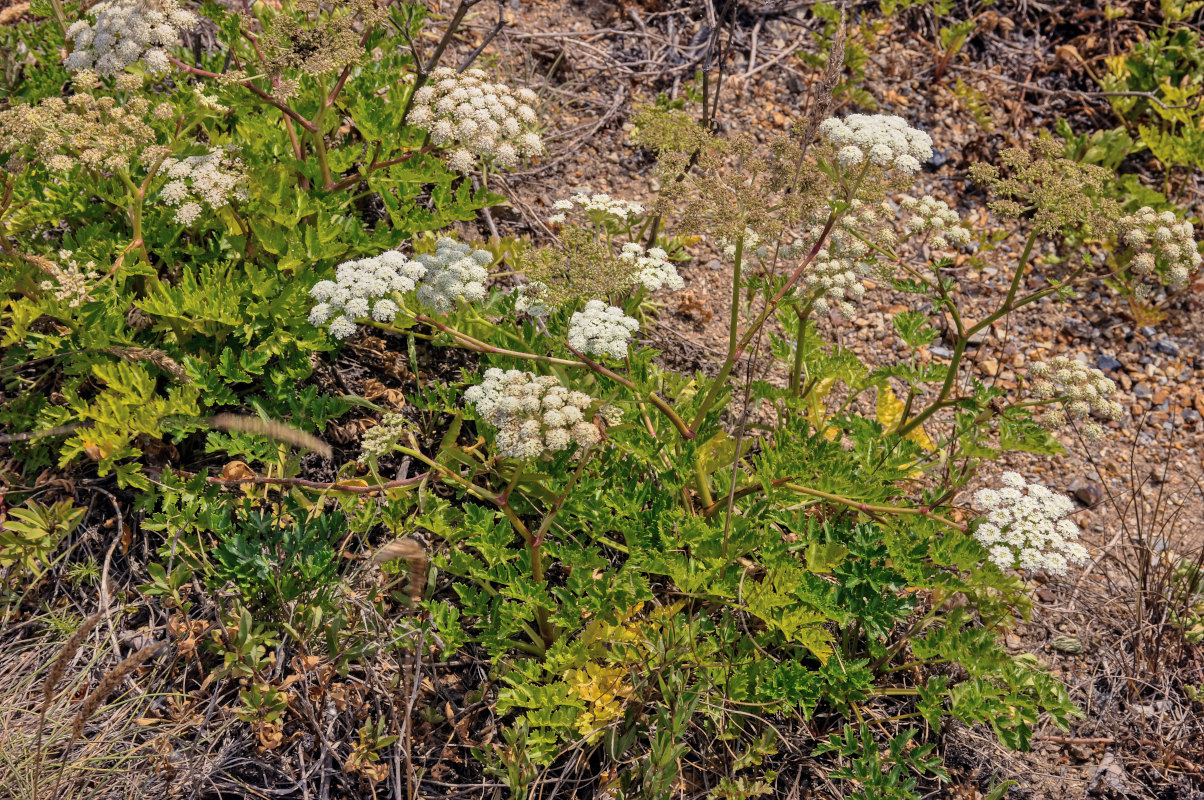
(728, 235, 744, 353)
(896, 228, 1041, 439)
(689, 214, 838, 433)
(783, 483, 965, 531)
(790, 300, 813, 395)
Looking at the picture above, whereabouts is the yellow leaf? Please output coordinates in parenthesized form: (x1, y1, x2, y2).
(806, 377, 840, 441)
(876, 385, 935, 451)
(1104, 54, 1129, 79)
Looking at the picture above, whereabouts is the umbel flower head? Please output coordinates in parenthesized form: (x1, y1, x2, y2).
(568, 300, 639, 360)
(547, 193, 646, 228)
(157, 147, 249, 225)
(359, 412, 412, 465)
(257, 0, 382, 93)
(414, 238, 494, 312)
(406, 67, 543, 173)
(799, 249, 866, 317)
(1117, 206, 1203, 294)
(618, 242, 685, 292)
(64, 0, 198, 76)
(971, 472, 1088, 576)
(818, 114, 933, 175)
(0, 86, 160, 173)
(1026, 356, 1123, 441)
(968, 138, 1120, 238)
(309, 251, 428, 339)
(37, 250, 100, 308)
(464, 368, 610, 459)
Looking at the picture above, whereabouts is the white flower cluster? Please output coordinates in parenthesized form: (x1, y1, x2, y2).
(546, 193, 646, 227)
(158, 147, 249, 226)
(464, 368, 605, 459)
(309, 251, 427, 339)
(414, 237, 493, 312)
(38, 249, 99, 307)
(64, 0, 197, 76)
(1027, 356, 1123, 441)
(792, 203, 891, 315)
(801, 251, 866, 317)
(619, 242, 685, 292)
(818, 114, 933, 175)
(568, 300, 639, 360)
(1118, 206, 1203, 290)
(971, 472, 1088, 576)
(406, 67, 542, 173)
(899, 195, 971, 249)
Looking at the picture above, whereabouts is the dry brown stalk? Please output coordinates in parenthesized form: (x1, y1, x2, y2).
(209, 413, 334, 459)
(371, 538, 428, 601)
(34, 613, 102, 793)
(43, 613, 102, 713)
(105, 346, 190, 382)
(70, 640, 167, 740)
(52, 640, 167, 799)
(796, 13, 845, 152)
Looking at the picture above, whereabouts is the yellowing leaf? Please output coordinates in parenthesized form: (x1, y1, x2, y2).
(876, 384, 935, 451)
(793, 626, 834, 664)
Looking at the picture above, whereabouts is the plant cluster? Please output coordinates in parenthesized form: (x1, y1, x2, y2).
(2, 2, 1198, 798)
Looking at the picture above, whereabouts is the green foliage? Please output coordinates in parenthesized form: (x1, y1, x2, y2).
(0, 499, 84, 608)
(209, 505, 341, 618)
(1099, 20, 1204, 191)
(814, 725, 946, 800)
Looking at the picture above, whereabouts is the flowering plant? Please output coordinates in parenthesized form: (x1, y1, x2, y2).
(2, 4, 1196, 799)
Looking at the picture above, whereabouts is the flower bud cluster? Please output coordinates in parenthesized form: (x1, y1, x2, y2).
(64, 0, 198, 76)
(414, 238, 493, 312)
(818, 114, 933, 174)
(1118, 206, 1202, 289)
(720, 228, 774, 262)
(568, 300, 639, 360)
(899, 195, 971, 249)
(1027, 356, 1123, 441)
(464, 368, 604, 459)
(406, 67, 542, 173)
(971, 472, 1088, 576)
(547, 194, 645, 227)
(309, 252, 428, 339)
(358, 412, 411, 465)
(158, 147, 249, 226)
(38, 250, 100, 307)
(837, 199, 897, 260)
(619, 242, 685, 292)
(791, 204, 888, 316)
